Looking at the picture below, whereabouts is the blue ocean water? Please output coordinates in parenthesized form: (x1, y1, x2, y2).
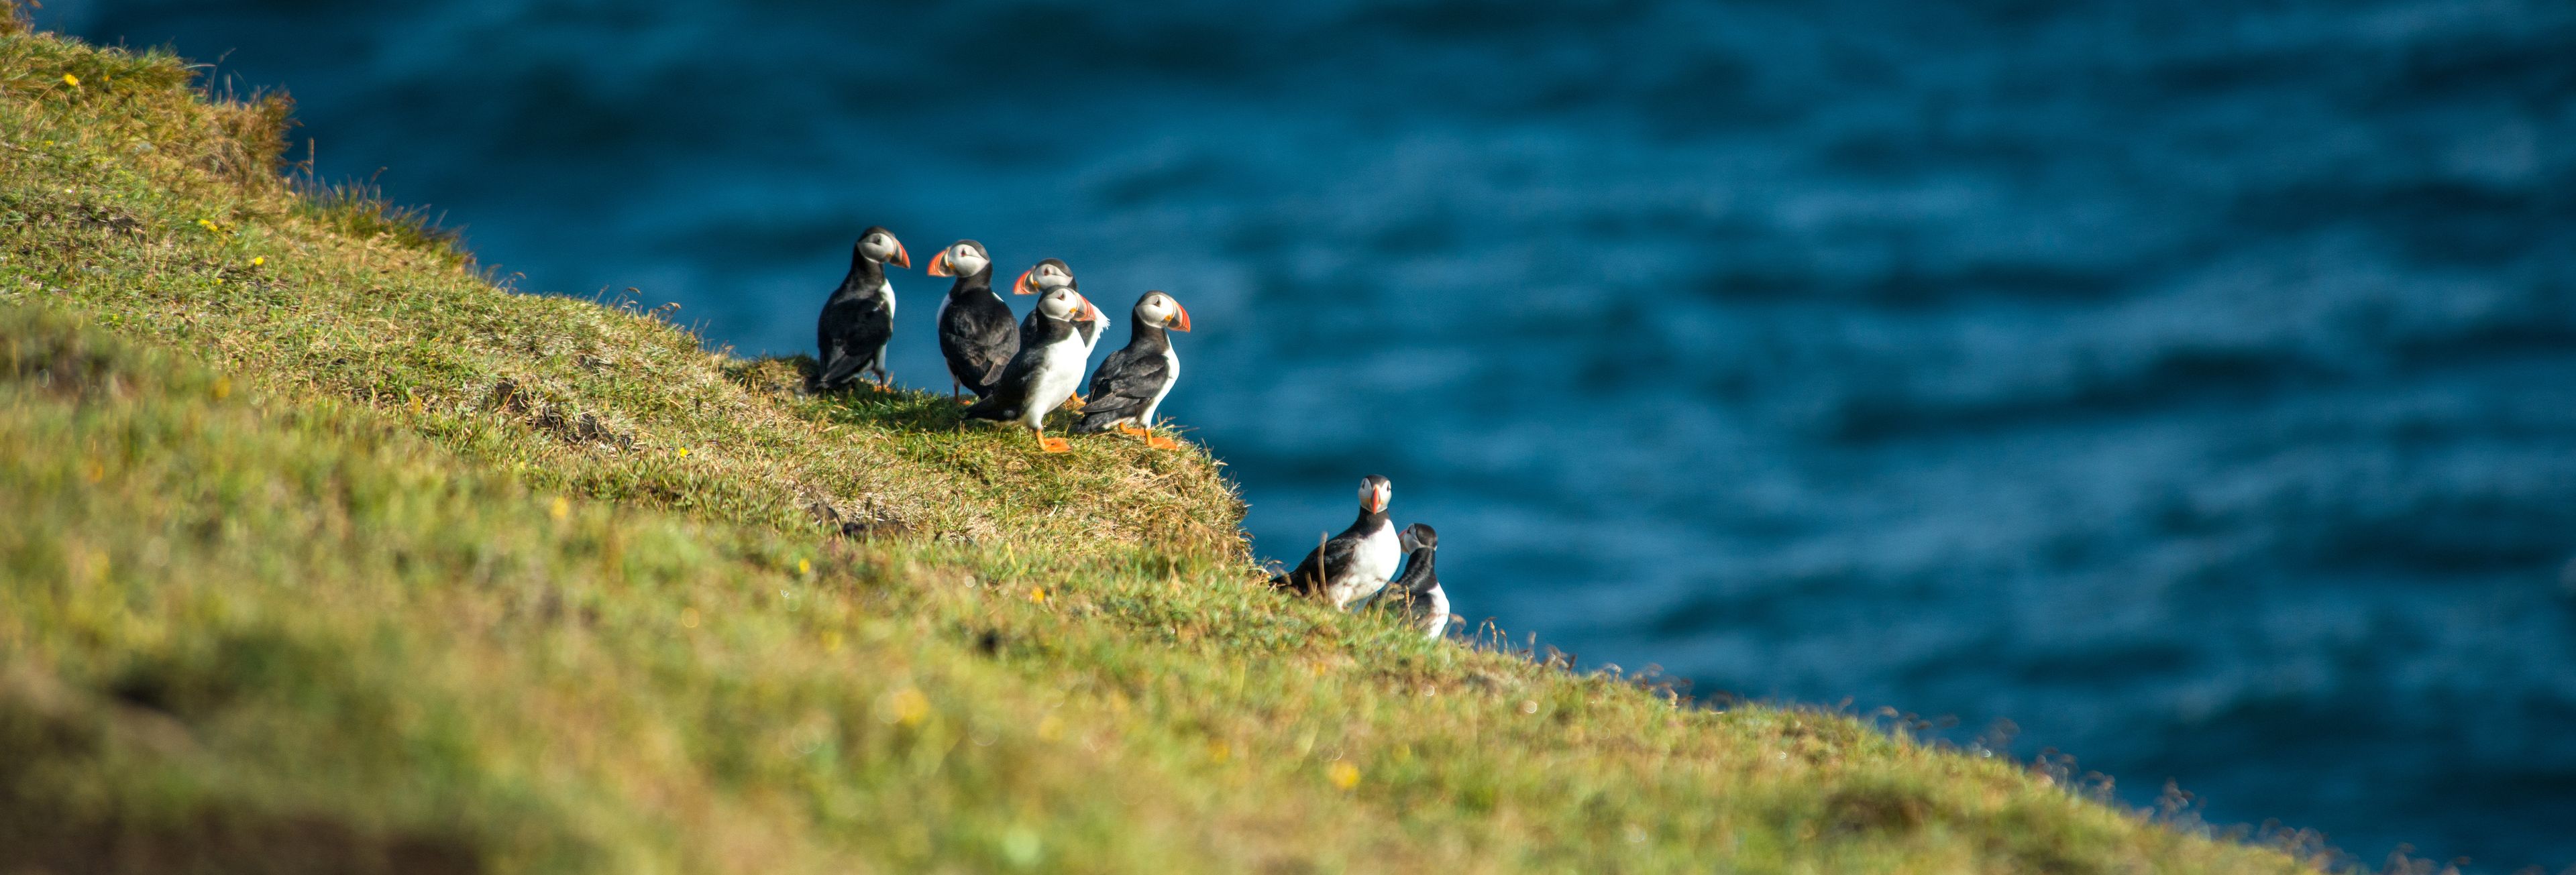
(41, 0, 2576, 866)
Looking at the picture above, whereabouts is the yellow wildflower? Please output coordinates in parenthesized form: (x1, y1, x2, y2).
(885, 688, 931, 727)
(676, 447, 690, 457)
(1029, 586, 1047, 604)
(62, 73, 79, 87)
(1327, 762, 1360, 791)
(250, 256, 265, 267)
(796, 558, 811, 576)
(549, 496, 570, 521)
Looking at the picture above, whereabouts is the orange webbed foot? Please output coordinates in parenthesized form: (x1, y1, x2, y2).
(1117, 424, 1151, 436)
(1146, 434, 1181, 450)
(1039, 436, 1073, 453)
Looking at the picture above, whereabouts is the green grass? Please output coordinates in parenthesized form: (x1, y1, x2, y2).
(0, 18, 2324, 874)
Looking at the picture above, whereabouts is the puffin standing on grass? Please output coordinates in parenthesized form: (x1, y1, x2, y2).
(811, 226, 910, 392)
(1271, 476, 1400, 609)
(1073, 290, 1191, 449)
(926, 239, 1016, 401)
(1381, 524, 1450, 640)
(963, 286, 1102, 453)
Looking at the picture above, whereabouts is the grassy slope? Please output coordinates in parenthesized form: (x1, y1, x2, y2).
(0, 23, 2317, 874)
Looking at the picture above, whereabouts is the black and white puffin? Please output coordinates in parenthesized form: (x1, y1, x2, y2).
(962, 285, 1102, 453)
(1271, 475, 1400, 609)
(811, 226, 910, 392)
(926, 239, 1016, 401)
(1381, 524, 1450, 640)
(1073, 290, 1192, 449)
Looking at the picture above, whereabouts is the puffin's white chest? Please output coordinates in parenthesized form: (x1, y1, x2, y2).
(1141, 345, 1180, 418)
(1328, 523, 1402, 609)
(1022, 334, 1089, 427)
(1082, 314, 1112, 356)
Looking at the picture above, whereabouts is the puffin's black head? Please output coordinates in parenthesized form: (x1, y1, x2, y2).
(1014, 258, 1075, 296)
(1399, 523, 1437, 552)
(925, 239, 991, 279)
(1036, 286, 1102, 325)
(1132, 290, 1193, 332)
(1357, 475, 1392, 515)
(854, 227, 910, 269)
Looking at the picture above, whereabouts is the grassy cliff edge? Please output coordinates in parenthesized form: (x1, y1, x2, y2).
(0, 21, 2319, 874)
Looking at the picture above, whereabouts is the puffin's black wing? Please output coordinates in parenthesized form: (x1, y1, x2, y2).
(1381, 547, 1438, 618)
(1072, 346, 1171, 432)
(961, 338, 1047, 421)
(938, 294, 1018, 396)
(814, 296, 892, 391)
(1275, 536, 1358, 596)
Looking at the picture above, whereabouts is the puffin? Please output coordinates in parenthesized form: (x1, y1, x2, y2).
(1271, 475, 1400, 609)
(961, 285, 1102, 453)
(1381, 524, 1450, 640)
(811, 226, 910, 392)
(926, 239, 1016, 401)
(1073, 290, 1192, 449)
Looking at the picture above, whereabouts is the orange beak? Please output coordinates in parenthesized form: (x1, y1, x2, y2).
(1167, 302, 1193, 333)
(926, 250, 953, 278)
(1365, 488, 1388, 514)
(1075, 296, 1102, 323)
(1013, 268, 1038, 295)
(889, 242, 911, 270)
